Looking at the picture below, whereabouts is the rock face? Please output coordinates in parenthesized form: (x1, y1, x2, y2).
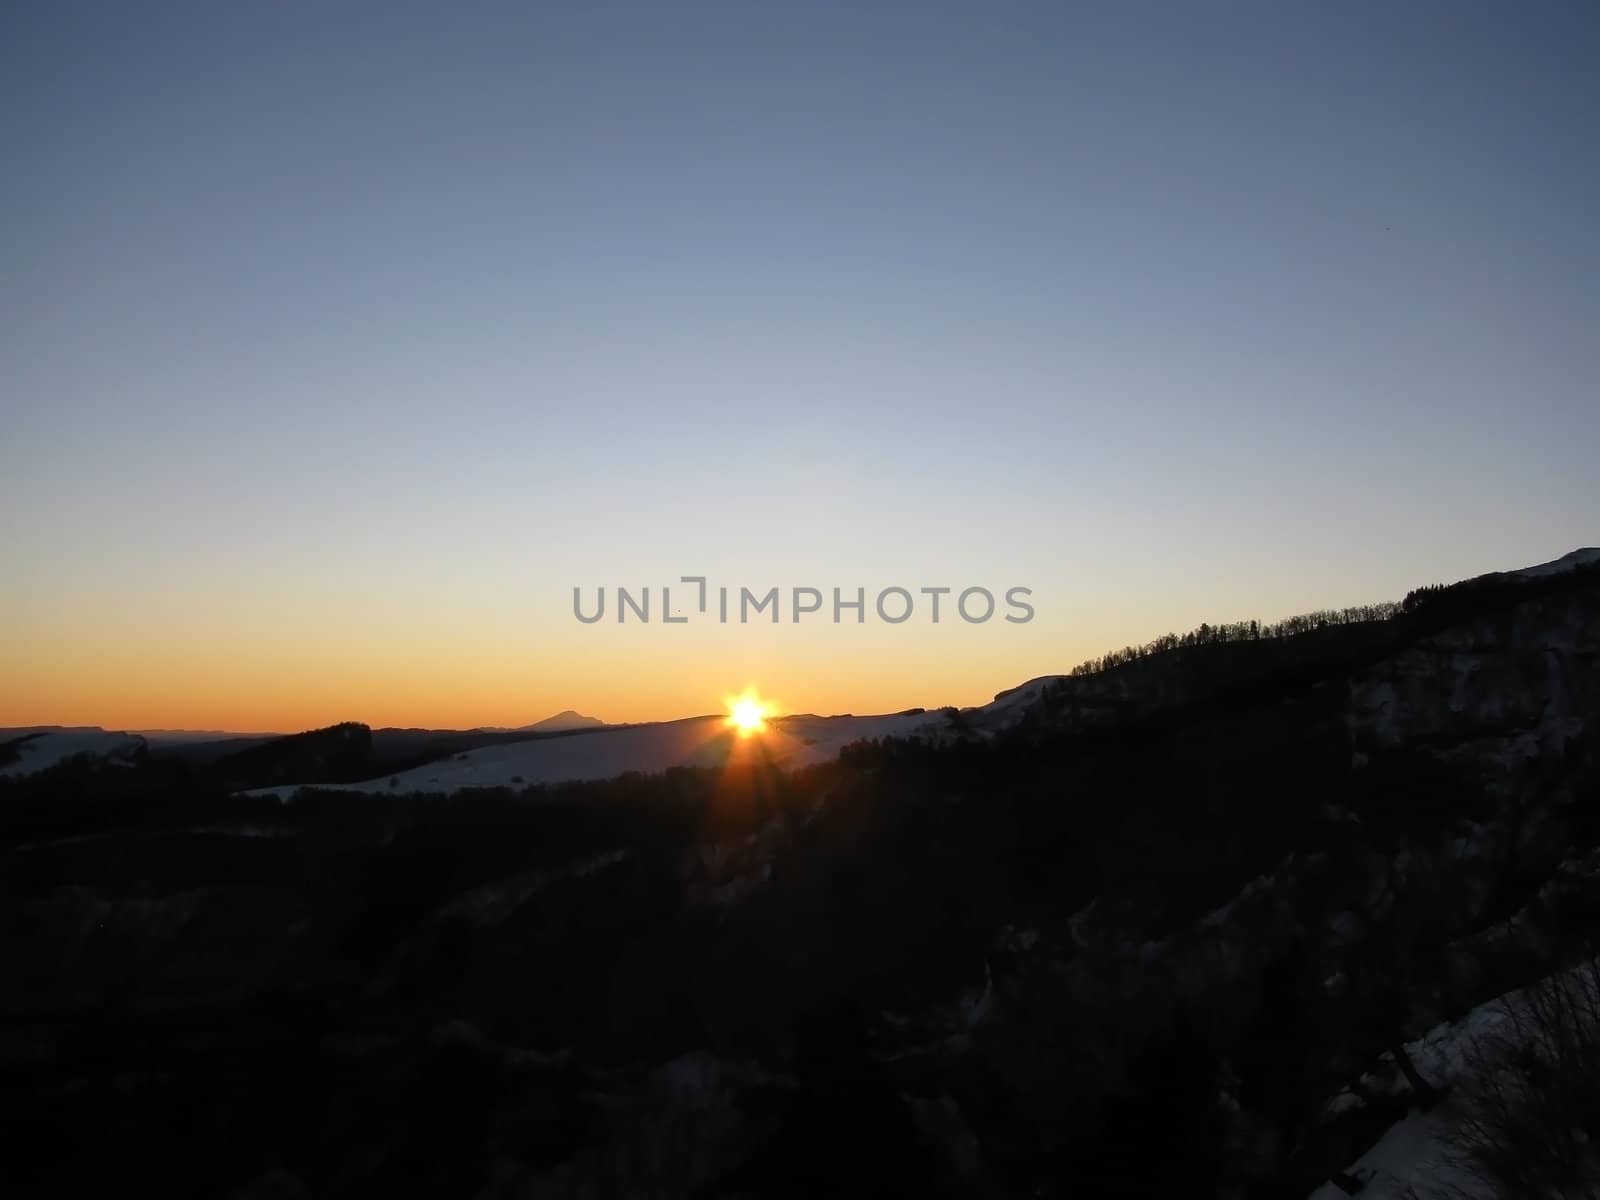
(5, 561, 1600, 1198)
(1347, 584, 1599, 760)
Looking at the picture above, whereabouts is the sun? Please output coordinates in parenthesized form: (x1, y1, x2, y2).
(726, 691, 768, 737)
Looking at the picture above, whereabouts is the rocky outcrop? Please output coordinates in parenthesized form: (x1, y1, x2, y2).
(1346, 584, 1600, 761)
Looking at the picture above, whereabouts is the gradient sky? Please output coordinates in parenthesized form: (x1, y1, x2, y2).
(3, 0, 1597, 732)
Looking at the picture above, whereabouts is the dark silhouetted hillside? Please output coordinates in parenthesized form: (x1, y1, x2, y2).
(4, 556, 1599, 1197)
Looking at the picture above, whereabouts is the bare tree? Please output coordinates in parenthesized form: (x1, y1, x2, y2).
(1419, 957, 1600, 1199)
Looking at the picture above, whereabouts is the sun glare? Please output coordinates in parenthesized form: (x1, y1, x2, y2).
(727, 691, 768, 737)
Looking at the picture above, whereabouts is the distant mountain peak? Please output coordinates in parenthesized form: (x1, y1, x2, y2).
(519, 710, 606, 732)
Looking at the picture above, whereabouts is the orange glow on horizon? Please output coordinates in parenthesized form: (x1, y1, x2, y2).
(0, 592, 1121, 735)
(0, 645, 1065, 736)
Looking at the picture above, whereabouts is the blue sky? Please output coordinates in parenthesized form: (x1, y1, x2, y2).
(2, 0, 1596, 727)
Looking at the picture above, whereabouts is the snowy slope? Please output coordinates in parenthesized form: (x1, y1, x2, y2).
(1511, 546, 1600, 579)
(964, 676, 1066, 732)
(244, 710, 943, 798)
(1309, 960, 1600, 1199)
(0, 729, 146, 777)
(772, 710, 943, 763)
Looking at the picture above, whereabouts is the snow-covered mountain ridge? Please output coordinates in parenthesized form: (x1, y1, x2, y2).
(0, 729, 145, 778)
